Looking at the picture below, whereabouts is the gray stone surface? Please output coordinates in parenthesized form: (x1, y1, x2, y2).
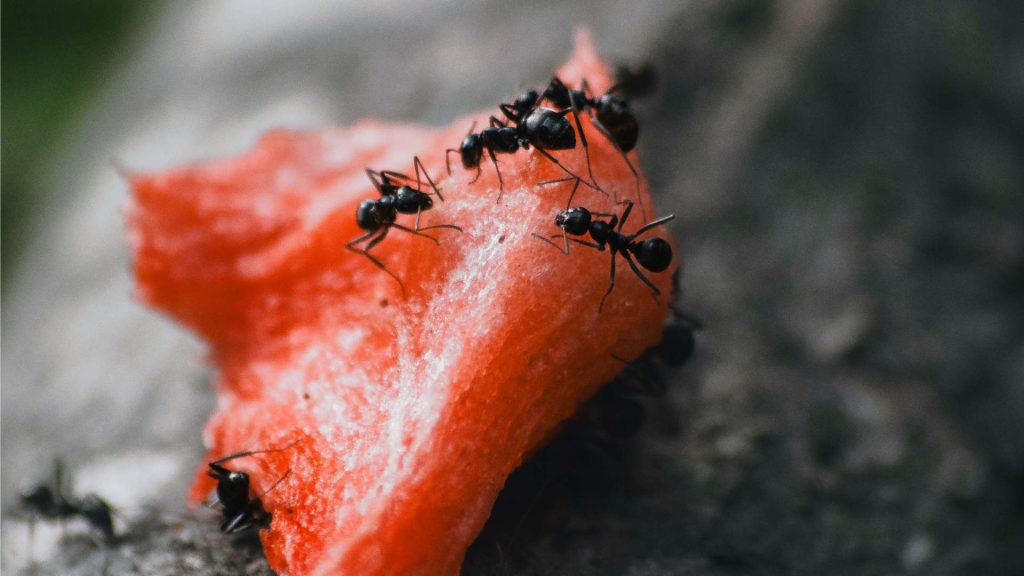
(4, 0, 1023, 574)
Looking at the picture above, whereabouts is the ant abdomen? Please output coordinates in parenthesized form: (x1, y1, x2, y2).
(631, 237, 672, 272)
(523, 109, 576, 150)
(355, 199, 387, 230)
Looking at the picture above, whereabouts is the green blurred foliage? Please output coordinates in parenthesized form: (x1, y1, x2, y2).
(1, 0, 153, 281)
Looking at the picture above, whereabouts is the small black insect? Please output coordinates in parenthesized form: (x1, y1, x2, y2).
(612, 62, 658, 101)
(445, 95, 595, 201)
(20, 460, 116, 543)
(206, 440, 299, 534)
(540, 76, 646, 216)
(348, 155, 462, 293)
(655, 309, 701, 368)
(533, 194, 674, 311)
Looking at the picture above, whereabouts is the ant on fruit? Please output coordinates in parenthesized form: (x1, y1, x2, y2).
(445, 94, 598, 202)
(539, 76, 646, 216)
(348, 155, 462, 294)
(611, 308, 702, 397)
(19, 459, 116, 543)
(532, 192, 674, 311)
(206, 439, 300, 534)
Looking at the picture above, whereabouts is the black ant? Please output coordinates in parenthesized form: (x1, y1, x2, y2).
(612, 62, 658, 101)
(532, 195, 674, 311)
(445, 95, 597, 202)
(206, 440, 298, 534)
(348, 155, 462, 293)
(540, 76, 646, 216)
(19, 459, 116, 543)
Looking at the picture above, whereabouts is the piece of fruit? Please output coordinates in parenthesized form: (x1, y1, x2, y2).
(127, 30, 676, 576)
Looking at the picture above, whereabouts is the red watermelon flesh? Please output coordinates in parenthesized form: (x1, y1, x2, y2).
(127, 30, 676, 576)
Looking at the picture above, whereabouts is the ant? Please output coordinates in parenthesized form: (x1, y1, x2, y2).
(206, 440, 301, 534)
(445, 94, 597, 202)
(348, 155, 462, 293)
(532, 194, 674, 311)
(19, 459, 116, 543)
(612, 62, 658, 101)
(540, 76, 646, 216)
(611, 309, 702, 397)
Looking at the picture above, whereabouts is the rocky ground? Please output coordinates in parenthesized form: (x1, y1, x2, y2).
(3, 0, 1022, 574)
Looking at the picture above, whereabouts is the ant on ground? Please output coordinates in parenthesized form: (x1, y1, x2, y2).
(348, 155, 462, 294)
(205, 438, 301, 534)
(445, 93, 600, 202)
(532, 190, 674, 311)
(19, 459, 116, 543)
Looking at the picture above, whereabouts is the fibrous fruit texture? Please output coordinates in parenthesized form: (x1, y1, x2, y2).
(128, 31, 676, 576)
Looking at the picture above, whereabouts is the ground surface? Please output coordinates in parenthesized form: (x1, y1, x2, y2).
(3, 0, 1023, 574)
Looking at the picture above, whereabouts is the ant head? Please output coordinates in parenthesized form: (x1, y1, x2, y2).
(21, 484, 54, 509)
(555, 207, 591, 236)
(634, 237, 673, 272)
(394, 186, 431, 214)
(524, 108, 576, 151)
(459, 135, 484, 168)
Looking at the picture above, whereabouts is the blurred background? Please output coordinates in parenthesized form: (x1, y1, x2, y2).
(3, 0, 1022, 574)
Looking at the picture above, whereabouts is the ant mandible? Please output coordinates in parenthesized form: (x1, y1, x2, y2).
(445, 94, 597, 202)
(20, 459, 116, 543)
(348, 155, 462, 294)
(532, 192, 674, 311)
(205, 439, 299, 534)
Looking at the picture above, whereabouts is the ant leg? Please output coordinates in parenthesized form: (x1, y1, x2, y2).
(567, 237, 604, 250)
(417, 223, 463, 233)
(222, 512, 253, 534)
(531, 232, 570, 255)
(413, 155, 443, 202)
(378, 169, 412, 182)
(348, 228, 406, 295)
(632, 214, 675, 237)
(487, 146, 506, 202)
(445, 149, 459, 176)
(390, 223, 440, 244)
(499, 103, 520, 123)
(207, 437, 305, 467)
(622, 252, 662, 300)
(365, 169, 385, 193)
(413, 205, 463, 233)
(565, 176, 582, 209)
(564, 91, 602, 195)
(535, 176, 582, 209)
(616, 201, 634, 232)
(256, 469, 291, 500)
(531, 147, 597, 191)
(598, 251, 617, 313)
(591, 120, 645, 219)
(537, 176, 577, 186)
